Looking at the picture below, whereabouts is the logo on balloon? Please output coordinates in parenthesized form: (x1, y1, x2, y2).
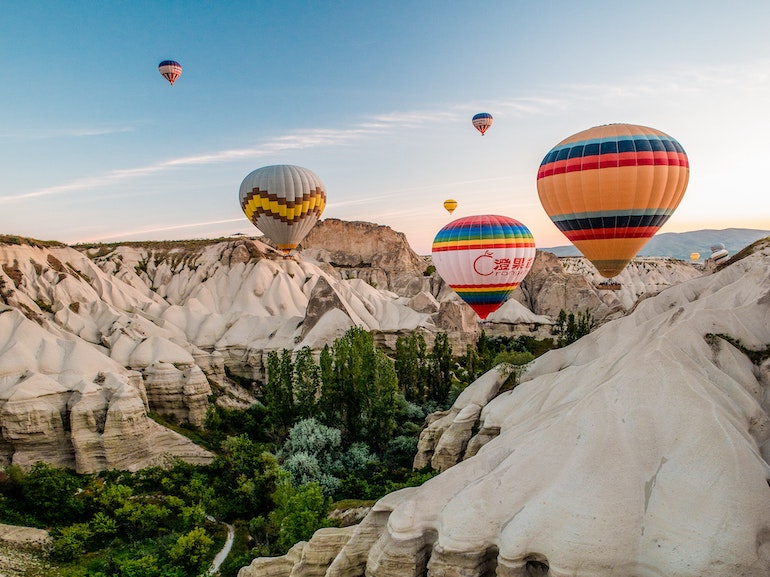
(474, 250, 533, 278)
(473, 251, 495, 276)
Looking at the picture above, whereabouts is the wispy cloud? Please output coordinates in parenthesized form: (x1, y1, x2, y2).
(1, 123, 395, 203)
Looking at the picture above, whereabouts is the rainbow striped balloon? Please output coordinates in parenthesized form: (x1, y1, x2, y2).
(536, 124, 689, 279)
(432, 215, 536, 320)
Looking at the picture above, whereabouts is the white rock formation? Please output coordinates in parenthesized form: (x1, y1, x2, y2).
(0, 225, 724, 473)
(247, 238, 770, 576)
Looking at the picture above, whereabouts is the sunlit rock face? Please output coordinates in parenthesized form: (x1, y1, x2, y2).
(257, 239, 770, 577)
(301, 218, 430, 298)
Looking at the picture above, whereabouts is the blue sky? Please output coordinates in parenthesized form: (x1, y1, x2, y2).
(1, 1, 769, 254)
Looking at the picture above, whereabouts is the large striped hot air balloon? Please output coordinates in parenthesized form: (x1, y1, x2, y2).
(431, 214, 535, 320)
(536, 124, 689, 282)
(472, 112, 493, 136)
(158, 60, 182, 85)
(239, 165, 327, 254)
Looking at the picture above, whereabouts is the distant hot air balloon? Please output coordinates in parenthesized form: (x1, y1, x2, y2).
(472, 113, 493, 136)
(536, 123, 689, 286)
(158, 60, 182, 85)
(710, 243, 729, 263)
(431, 214, 535, 320)
(443, 199, 458, 214)
(239, 164, 326, 254)
(689, 252, 700, 262)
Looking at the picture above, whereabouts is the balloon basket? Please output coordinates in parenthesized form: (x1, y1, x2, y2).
(596, 280, 622, 291)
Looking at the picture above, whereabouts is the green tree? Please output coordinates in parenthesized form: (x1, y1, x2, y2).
(494, 350, 535, 389)
(19, 462, 85, 525)
(426, 332, 453, 404)
(395, 333, 428, 402)
(293, 346, 321, 419)
(213, 434, 280, 518)
(50, 522, 93, 561)
(166, 526, 214, 575)
(318, 327, 399, 452)
(270, 480, 334, 553)
(265, 349, 296, 439)
(362, 351, 399, 452)
(554, 308, 593, 346)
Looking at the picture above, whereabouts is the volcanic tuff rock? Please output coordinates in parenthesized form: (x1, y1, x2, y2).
(301, 218, 431, 297)
(242, 237, 770, 577)
(0, 223, 715, 472)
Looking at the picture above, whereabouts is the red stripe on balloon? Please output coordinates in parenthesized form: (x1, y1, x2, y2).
(537, 152, 688, 179)
(563, 227, 661, 241)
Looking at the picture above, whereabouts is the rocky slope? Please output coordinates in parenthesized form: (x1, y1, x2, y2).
(0, 223, 708, 472)
(240, 237, 770, 577)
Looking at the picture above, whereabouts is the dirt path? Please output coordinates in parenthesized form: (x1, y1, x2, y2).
(208, 521, 235, 575)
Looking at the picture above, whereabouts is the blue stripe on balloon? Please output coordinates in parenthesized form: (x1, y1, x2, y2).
(540, 135, 685, 166)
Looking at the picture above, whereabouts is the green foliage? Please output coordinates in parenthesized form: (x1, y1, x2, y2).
(553, 308, 593, 347)
(279, 418, 376, 496)
(0, 234, 65, 248)
(269, 480, 335, 553)
(166, 527, 214, 574)
(17, 462, 87, 525)
(493, 350, 535, 390)
(204, 402, 269, 448)
(705, 333, 770, 364)
(394, 332, 453, 405)
(210, 435, 281, 519)
(51, 523, 93, 561)
(317, 327, 399, 452)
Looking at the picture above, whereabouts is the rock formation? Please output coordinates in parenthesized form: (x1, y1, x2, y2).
(242, 237, 770, 576)
(0, 224, 715, 472)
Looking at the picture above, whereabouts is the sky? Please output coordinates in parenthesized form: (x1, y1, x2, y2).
(1, 1, 769, 255)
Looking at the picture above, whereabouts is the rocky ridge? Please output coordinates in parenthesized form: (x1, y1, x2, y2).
(0, 221, 707, 472)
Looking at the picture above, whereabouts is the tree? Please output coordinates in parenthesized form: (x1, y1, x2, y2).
(265, 349, 295, 439)
(395, 333, 428, 402)
(18, 462, 85, 525)
(269, 480, 334, 553)
(318, 327, 400, 452)
(427, 332, 453, 404)
(493, 350, 535, 390)
(293, 346, 321, 419)
(554, 308, 593, 346)
(166, 526, 214, 575)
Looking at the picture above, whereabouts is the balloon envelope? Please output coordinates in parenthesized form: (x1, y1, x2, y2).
(689, 252, 700, 262)
(432, 215, 535, 320)
(239, 165, 326, 254)
(159, 60, 182, 85)
(536, 123, 689, 279)
(443, 199, 458, 214)
(472, 112, 493, 136)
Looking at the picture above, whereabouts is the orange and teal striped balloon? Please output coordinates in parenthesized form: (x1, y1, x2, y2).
(536, 124, 689, 279)
(431, 215, 536, 320)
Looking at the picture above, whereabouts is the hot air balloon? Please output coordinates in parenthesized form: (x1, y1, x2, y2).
(431, 214, 535, 320)
(443, 199, 458, 214)
(159, 60, 182, 85)
(239, 164, 326, 254)
(689, 252, 700, 262)
(536, 123, 689, 287)
(472, 113, 493, 136)
(710, 243, 729, 263)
